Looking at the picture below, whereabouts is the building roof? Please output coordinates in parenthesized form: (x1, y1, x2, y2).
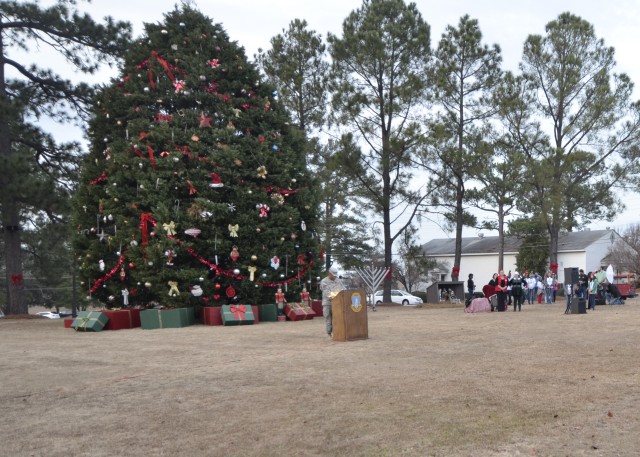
(421, 229, 614, 256)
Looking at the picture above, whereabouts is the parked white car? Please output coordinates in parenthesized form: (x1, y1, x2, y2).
(372, 289, 423, 306)
(36, 311, 61, 319)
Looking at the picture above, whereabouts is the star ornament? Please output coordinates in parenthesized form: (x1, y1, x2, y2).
(199, 112, 213, 128)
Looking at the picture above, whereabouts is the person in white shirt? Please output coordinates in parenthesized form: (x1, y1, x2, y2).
(526, 273, 537, 304)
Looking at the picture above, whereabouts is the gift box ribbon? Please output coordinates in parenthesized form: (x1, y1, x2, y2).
(230, 304, 246, 320)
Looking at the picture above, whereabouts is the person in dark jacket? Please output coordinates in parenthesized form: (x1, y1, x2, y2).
(467, 273, 475, 299)
(510, 271, 525, 311)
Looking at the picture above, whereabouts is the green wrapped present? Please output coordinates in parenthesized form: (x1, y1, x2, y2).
(258, 303, 278, 322)
(221, 304, 255, 325)
(71, 311, 108, 332)
(140, 308, 194, 329)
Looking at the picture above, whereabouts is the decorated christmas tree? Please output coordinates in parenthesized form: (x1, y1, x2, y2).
(73, 6, 321, 309)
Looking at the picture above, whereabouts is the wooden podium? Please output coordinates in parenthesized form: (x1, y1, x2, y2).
(331, 289, 368, 342)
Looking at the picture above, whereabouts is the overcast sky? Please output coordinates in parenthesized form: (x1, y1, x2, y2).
(24, 0, 640, 239)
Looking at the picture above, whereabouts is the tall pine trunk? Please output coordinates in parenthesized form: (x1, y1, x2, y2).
(0, 33, 26, 315)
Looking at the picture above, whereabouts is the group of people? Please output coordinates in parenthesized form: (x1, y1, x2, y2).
(469, 266, 626, 314)
(470, 271, 561, 312)
(568, 267, 624, 310)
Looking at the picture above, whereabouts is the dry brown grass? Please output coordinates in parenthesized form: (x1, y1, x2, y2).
(1, 300, 639, 457)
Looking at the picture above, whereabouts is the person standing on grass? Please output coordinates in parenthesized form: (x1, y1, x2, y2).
(577, 269, 588, 299)
(526, 272, 537, 304)
(467, 273, 475, 299)
(545, 272, 554, 304)
(319, 265, 344, 338)
(495, 270, 509, 312)
(510, 272, 525, 311)
(587, 271, 598, 311)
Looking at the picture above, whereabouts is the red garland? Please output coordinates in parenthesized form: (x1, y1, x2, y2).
(149, 51, 177, 90)
(139, 213, 156, 246)
(90, 255, 126, 293)
(90, 170, 108, 185)
(146, 145, 156, 170)
(169, 236, 315, 287)
(263, 186, 299, 196)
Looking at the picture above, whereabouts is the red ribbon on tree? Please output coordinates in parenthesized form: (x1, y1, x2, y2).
(139, 213, 156, 246)
(149, 51, 177, 90)
(90, 255, 125, 293)
(230, 304, 246, 320)
(550, 263, 558, 274)
(11, 274, 23, 286)
(90, 170, 108, 185)
(147, 145, 156, 170)
(452, 266, 460, 277)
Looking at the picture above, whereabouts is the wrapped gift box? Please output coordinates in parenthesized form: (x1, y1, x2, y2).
(71, 311, 108, 332)
(258, 304, 278, 322)
(221, 304, 255, 325)
(202, 306, 222, 326)
(140, 308, 194, 329)
(284, 303, 314, 321)
(311, 300, 323, 318)
(102, 309, 141, 330)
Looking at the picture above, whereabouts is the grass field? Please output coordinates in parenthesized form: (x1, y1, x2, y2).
(1, 300, 639, 457)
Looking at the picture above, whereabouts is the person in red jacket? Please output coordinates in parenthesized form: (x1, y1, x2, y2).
(495, 270, 509, 312)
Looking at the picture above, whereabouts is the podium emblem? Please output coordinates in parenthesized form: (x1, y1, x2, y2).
(350, 292, 363, 313)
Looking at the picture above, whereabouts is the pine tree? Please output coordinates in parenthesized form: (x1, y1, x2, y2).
(73, 6, 321, 309)
(0, 0, 131, 315)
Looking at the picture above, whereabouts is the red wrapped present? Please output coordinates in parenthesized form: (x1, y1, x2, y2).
(284, 302, 314, 321)
(202, 306, 222, 326)
(102, 309, 141, 330)
(311, 300, 323, 318)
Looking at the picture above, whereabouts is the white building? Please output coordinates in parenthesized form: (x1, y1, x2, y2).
(421, 229, 623, 286)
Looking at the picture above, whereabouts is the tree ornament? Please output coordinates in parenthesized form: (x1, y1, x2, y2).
(165, 249, 176, 266)
(122, 289, 130, 306)
(256, 165, 267, 179)
(300, 220, 306, 231)
(163, 221, 177, 236)
(225, 285, 236, 298)
(190, 285, 203, 297)
(270, 256, 280, 269)
(119, 267, 126, 281)
(129, 262, 135, 269)
(256, 203, 270, 218)
(251, 255, 257, 261)
(168, 281, 180, 296)
(99, 259, 105, 271)
(199, 112, 213, 128)
(233, 268, 240, 275)
(209, 173, 224, 188)
(185, 228, 202, 237)
(247, 266, 257, 281)
(145, 282, 152, 288)
(228, 224, 239, 237)
(215, 283, 221, 290)
(230, 246, 239, 261)
(271, 193, 285, 205)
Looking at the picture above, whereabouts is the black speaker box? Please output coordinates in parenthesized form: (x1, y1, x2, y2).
(564, 267, 579, 285)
